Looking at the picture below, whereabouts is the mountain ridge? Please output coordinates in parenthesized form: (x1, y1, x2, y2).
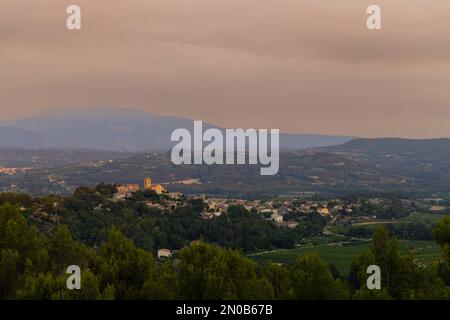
(1, 107, 355, 151)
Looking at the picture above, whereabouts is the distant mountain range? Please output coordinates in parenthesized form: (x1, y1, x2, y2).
(2, 137, 450, 197)
(0, 108, 354, 151)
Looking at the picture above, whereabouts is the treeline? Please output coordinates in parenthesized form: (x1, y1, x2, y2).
(2, 203, 450, 299)
(345, 223, 434, 241)
(349, 198, 412, 219)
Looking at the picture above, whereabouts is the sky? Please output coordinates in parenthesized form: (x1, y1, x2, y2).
(1, 0, 450, 138)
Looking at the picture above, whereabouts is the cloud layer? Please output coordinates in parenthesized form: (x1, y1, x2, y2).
(1, 0, 450, 138)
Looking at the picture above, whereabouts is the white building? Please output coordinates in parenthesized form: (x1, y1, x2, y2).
(157, 248, 172, 259)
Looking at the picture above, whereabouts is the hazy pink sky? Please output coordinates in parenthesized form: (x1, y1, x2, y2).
(1, 0, 450, 138)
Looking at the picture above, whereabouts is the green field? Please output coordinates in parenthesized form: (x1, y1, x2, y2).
(248, 240, 441, 275)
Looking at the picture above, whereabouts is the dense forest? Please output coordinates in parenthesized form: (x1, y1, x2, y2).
(1, 187, 450, 299)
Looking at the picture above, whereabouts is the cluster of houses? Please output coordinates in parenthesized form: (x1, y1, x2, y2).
(0, 166, 18, 175)
(110, 180, 388, 229)
(145, 196, 181, 212)
(202, 197, 359, 221)
(0, 166, 31, 175)
(112, 177, 169, 201)
(32, 209, 61, 223)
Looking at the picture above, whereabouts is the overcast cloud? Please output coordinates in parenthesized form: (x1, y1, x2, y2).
(1, 0, 450, 138)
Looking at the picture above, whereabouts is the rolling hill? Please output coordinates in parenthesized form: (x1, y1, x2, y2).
(1, 137, 450, 197)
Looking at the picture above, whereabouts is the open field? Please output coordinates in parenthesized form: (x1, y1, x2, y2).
(248, 240, 441, 275)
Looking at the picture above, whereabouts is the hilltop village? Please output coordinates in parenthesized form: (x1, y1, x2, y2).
(111, 177, 359, 225)
(113, 177, 168, 199)
(108, 177, 424, 229)
(5, 174, 440, 237)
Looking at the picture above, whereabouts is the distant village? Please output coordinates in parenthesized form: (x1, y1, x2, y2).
(110, 178, 438, 259)
(0, 166, 31, 175)
(5, 172, 446, 233)
(110, 177, 420, 230)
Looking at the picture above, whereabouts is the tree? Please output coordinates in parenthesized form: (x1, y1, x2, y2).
(95, 228, 154, 299)
(51, 269, 101, 300)
(95, 183, 118, 198)
(263, 262, 292, 299)
(351, 225, 429, 299)
(0, 193, 33, 207)
(49, 225, 85, 273)
(0, 249, 20, 299)
(16, 273, 58, 300)
(0, 203, 49, 274)
(142, 261, 178, 299)
(73, 187, 102, 206)
(176, 241, 274, 299)
(433, 216, 450, 247)
(290, 253, 348, 300)
(434, 217, 450, 285)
